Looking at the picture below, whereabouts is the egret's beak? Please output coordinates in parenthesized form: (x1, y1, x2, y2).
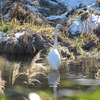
(63, 26, 68, 30)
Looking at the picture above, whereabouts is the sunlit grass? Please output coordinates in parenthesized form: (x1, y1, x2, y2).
(72, 33, 99, 51)
(0, 17, 54, 34)
(75, 88, 100, 100)
(17, 23, 54, 34)
(0, 18, 20, 33)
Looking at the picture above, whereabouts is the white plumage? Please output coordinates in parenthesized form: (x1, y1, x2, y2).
(48, 24, 68, 70)
(48, 48, 60, 70)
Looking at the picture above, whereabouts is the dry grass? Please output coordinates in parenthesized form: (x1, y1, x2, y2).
(2, 30, 51, 54)
(11, 23, 54, 34)
(82, 34, 99, 50)
(0, 27, 54, 54)
(12, 63, 21, 85)
(93, 25, 100, 36)
(0, 17, 54, 34)
(8, 3, 49, 26)
(0, 70, 6, 95)
(23, 50, 48, 85)
(0, 2, 54, 34)
(10, 50, 50, 86)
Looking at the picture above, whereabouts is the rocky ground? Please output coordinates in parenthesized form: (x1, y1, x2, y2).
(0, 0, 100, 60)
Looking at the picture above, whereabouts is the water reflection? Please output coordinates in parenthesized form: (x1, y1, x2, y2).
(47, 70, 60, 100)
(0, 52, 100, 99)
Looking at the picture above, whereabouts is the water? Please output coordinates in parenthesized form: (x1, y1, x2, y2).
(0, 52, 100, 100)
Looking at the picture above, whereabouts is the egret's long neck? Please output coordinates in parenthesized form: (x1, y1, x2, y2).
(54, 28, 58, 49)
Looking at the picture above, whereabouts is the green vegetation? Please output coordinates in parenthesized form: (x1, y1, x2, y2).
(75, 88, 100, 100)
(0, 83, 100, 100)
(0, 17, 54, 34)
(0, 18, 20, 33)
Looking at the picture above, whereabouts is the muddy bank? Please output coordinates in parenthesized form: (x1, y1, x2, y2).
(0, 0, 100, 58)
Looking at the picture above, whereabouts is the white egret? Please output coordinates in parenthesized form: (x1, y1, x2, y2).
(48, 24, 68, 70)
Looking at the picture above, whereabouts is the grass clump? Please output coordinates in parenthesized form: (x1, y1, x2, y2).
(17, 23, 54, 34)
(67, 14, 80, 26)
(0, 18, 20, 33)
(0, 70, 6, 95)
(0, 17, 54, 35)
(0, 2, 53, 34)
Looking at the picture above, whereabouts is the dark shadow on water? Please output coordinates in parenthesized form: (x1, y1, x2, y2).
(4, 53, 34, 63)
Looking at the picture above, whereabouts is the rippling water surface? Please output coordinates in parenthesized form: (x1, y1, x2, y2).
(0, 51, 100, 100)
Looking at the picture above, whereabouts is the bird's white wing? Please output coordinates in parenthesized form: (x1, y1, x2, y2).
(48, 49, 61, 69)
